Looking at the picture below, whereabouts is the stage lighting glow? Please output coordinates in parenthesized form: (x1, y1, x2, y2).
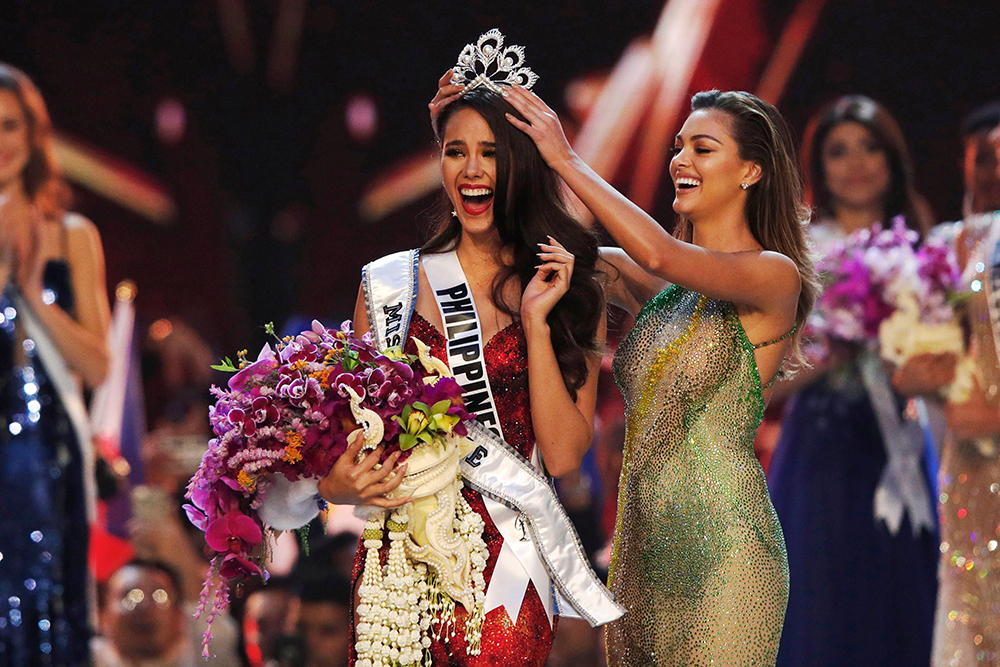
(346, 92, 378, 143)
(149, 318, 173, 341)
(115, 280, 137, 303)
(155, 98, 186, 144)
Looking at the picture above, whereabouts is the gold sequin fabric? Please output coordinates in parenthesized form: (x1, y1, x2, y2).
(933, 227, 1000, 666)
(608, 285, 788, 666)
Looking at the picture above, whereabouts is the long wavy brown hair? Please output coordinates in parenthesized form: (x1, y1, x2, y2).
(424, 88, 605, 400)
(0, 63, 70, 217)
(674, 90, 818, 363)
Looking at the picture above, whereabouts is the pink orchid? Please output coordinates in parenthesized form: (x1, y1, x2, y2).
(229, 344, 278, 391)
(219, 553, 263, 579)
(205, 511, 263, 555)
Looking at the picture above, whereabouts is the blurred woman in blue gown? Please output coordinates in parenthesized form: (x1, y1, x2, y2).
(767, 95, 940, 667)
(0, 63, 111, 666)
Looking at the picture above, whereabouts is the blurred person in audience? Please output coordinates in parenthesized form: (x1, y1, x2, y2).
(92, 560, 194, 667)
(931, 101, 1000, 667)
(284, 573, 351, 667)
(141, 317, 215, 492)
(242, 582, 293, 667)
(128, 485, 242, 666)
(0, 63, 111, 665)
(291, 531, 362, 584)
(767, 95, 940, 667)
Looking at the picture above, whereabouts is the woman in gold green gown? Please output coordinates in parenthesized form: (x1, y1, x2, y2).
(502, 87, 817, 665)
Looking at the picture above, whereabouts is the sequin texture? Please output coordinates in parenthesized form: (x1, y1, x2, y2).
(349, 313, 555, 666)
(608, 285, 788, 666)
(932, 217, 1000, 666)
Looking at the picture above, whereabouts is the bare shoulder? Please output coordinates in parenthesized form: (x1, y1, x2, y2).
(63, 212, 105, 270)
(64, 212, 103, 251)
(754, 250, 801, 298)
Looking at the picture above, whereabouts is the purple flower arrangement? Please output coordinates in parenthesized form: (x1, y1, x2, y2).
(810, 217, 962, 347)
(184, 321, 470, 656)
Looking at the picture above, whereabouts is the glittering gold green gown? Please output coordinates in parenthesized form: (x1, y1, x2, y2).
(608, 285, 789, 666)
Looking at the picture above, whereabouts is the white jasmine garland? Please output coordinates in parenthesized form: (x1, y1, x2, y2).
(355, 493, 488, 666)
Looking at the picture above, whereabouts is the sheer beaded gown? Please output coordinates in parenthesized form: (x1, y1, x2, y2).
(349, 312, 555, 666)
(932, 216, 1000, 667)
(607, 285, 790, 666)
(0, 252, 91, 666)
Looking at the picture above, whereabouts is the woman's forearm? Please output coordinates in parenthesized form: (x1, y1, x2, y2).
(25, 295, 109, 387)
(552, 153, 676, 276)
(523, 317, 593, 477)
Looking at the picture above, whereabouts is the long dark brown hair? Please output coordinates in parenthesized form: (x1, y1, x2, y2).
(675, 90, 818, 362)
(425, 88, 604, 399)
(802, 95, 931, 234)
(0, 63, 70, 217)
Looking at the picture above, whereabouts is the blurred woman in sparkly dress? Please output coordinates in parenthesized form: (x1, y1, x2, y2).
(502, 84, 817, 664)
(931, 101, 1000, 667)
(767, 96, 939, 667)
(0, 64, 111, 665)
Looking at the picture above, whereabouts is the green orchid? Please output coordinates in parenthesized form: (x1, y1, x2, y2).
(393, 400, 459, 450)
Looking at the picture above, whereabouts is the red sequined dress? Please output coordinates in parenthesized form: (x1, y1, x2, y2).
(349, 312, 556, 666)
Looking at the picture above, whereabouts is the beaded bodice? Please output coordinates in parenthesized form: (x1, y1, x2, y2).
(612, 285, 770, 463)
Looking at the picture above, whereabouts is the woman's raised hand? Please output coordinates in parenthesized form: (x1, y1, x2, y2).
(521, 236, 575, 328)
(317, 430, 411, 508)
(429, 69, 465, 139)
(503, 86, 575, 168)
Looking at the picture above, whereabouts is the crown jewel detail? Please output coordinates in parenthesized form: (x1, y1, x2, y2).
(451, 29, 538, 94)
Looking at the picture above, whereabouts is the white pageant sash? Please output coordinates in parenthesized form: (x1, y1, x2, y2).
(860, 351, 935, 536)
(361, 249, 419, 350)
(421, 250, 504, 440)
(362, 250, 624, 628)
(460, 421, 624, 626)
(422, 250, 554, 625)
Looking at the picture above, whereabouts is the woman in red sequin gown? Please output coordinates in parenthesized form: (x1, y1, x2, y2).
(318, 83, 608, 664)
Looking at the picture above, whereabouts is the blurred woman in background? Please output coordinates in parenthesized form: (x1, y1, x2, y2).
(931, 101, 1000, 667)
(767, 95, 939, 667)
(0, 63, 110, 666)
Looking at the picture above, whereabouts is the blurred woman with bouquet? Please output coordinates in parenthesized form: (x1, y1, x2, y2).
(767, 95, 944, 667)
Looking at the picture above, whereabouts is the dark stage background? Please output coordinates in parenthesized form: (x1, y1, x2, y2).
(3, 0, 998, 355)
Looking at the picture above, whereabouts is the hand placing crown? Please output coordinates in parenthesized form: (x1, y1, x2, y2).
(451, 28, 538, 94)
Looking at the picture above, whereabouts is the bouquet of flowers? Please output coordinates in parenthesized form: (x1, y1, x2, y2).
(185, 321, 488, 663)
(810, 217, 964, 365)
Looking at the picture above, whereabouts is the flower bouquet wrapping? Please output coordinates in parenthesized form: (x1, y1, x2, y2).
(185, 321, 489, 664)
(810, 218, 964, 371)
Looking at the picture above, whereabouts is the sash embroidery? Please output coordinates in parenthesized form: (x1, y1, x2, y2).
(421, 251, 503, 439)
(362, 249, 419, 350)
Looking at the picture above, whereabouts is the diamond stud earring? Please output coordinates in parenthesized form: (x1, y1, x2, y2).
(740, 183, 749, 190)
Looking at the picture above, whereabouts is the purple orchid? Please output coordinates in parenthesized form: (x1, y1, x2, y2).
(334, 372, 366, 400)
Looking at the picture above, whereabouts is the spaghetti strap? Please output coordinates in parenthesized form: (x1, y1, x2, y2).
(751, 323, 797, 350)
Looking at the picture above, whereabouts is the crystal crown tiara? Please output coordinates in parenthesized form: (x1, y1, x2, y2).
(451, 29, 538, 94)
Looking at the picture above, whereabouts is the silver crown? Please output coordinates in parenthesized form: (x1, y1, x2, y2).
(451, 29, 538, 94)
